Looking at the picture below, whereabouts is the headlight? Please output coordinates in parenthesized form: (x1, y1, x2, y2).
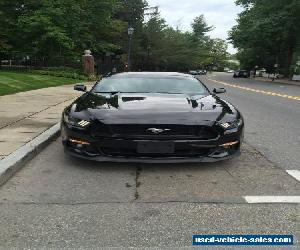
(63, 113, 90, 128)
(220, 118, 243, 130)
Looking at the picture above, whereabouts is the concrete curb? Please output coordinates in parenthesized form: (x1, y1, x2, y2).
(253, 77, 300, 87)
(0, 122, 61, 186)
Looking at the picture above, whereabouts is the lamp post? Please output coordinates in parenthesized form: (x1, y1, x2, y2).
(127, 27, 134, 71)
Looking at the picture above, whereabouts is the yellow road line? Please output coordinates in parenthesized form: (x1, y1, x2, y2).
(208, 78, 300, 101)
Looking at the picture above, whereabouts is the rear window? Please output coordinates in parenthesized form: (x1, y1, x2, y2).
(92, 77, 208, 95)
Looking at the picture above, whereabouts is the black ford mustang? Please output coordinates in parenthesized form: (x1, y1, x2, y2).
(62, 72, 244, 163)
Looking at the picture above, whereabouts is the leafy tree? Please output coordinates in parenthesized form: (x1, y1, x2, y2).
(229, 0, 300, 76)
(206, 38, 229, 69)
(0, 0, 126, 65)
(191, 15, 214, 39)
(0, 0, 229, 72)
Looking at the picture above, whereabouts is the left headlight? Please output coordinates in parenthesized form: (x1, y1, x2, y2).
(63, 113, 90, 128)
(219, 118, 243, 130)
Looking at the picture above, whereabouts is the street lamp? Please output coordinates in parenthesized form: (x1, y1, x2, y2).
(127, 27, 134, 71)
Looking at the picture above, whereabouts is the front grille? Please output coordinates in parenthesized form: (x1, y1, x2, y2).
(90, 122, 111, 137)
(110, 124, 218, 139)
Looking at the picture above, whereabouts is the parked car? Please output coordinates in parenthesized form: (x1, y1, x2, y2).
(227, 70, 235, 73)
(62, 72, 244, 163)
(233, 70, 249, 78)
(197, 70, 207, 75)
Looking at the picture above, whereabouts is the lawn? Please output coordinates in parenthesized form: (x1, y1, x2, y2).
(0, 71, 83, 96)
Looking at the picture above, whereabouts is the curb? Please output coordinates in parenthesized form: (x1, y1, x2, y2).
(0, 122, 61, 186)
(253, 77, 300, 87)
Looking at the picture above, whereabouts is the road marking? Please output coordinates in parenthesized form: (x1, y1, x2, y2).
(244, 196, 300, 204)
(208, 78, 300, 101)
(286, 170, 300, 182)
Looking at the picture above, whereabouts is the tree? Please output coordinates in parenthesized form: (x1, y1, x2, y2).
(140, 9, 167, 69)
(0, 0, 227, 73)
(191, 15, 214, 39)
(0, 0, 126, 66)
(207, 38, 229, 69)
(229, 0, 300, 76)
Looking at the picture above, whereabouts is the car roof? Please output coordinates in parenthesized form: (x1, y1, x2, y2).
(109, 72, 193, 79)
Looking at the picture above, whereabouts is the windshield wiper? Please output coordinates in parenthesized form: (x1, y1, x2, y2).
(94, 91, 120, 95)
(93, 91, 205, 95)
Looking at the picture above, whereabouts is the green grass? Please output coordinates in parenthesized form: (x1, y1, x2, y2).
(0, 71, 83, 96)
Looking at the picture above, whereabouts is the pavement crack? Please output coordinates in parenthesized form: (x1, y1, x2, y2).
(224, 167, 247, 192)
(134, 165, 142, 201)
(243, 140, 280, 170)
(0, 200, 253, 206)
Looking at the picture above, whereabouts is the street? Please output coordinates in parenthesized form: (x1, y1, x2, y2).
(203, 72, 300, 171)
(0, 73, 299, 249)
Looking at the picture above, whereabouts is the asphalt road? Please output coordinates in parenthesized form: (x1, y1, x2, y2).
(0, 73, 299, 249)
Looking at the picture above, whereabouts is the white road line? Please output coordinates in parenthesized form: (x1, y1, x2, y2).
(286, 170, 300, 182)
(244, 196, 300, 204)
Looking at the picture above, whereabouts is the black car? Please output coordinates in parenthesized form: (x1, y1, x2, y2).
(61, 72, 244, 163)
(233, 70, 249, 78)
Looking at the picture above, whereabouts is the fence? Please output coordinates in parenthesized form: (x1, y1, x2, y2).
(0, 51, 126, 75)
(0, 51, 81, 70)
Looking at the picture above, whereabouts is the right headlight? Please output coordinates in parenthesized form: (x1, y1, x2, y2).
(219, 118, 243, 130)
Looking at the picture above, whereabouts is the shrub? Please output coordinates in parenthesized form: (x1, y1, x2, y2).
(30, 67, 100, 80)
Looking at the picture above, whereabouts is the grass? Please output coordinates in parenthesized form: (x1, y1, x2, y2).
(0, 71, 84, 96)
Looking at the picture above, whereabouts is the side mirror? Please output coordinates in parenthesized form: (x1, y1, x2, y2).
(74, 84, 87, 92)
(213, 88, 226, 94)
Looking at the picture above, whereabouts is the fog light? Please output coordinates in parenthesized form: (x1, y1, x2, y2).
(221, 141, 239, 148)
(69, 138, 90, 145)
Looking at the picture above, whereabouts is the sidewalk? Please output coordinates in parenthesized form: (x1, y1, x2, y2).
(254, 76, 300, 86)
(0, 83, 92, 160)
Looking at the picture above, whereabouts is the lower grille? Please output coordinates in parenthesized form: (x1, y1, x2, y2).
(100, 146, 212, 158)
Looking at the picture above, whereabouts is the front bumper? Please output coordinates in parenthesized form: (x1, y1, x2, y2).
(65, 148, 240, 163)
(61, 123, 243, 163)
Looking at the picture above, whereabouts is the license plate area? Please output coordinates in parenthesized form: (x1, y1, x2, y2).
(137, 141, 174, 154)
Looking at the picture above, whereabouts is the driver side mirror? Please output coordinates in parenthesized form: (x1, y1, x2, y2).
(213, 88, 226, 94)
(74, 84, 87, 92)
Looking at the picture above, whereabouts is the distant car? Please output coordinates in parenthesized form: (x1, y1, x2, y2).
(197, 70, 207, 75)
(62, 72, 244, 163)
(188, 70, 198, 75)
(233, 70, 249, 78)
(227, 70, 234, 73)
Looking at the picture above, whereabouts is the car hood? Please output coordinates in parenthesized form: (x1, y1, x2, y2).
(69, 92, 239, 125)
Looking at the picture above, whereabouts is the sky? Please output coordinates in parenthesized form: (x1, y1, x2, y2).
(146, 0, 243, 54)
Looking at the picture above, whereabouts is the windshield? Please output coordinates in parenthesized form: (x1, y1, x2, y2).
(92, 77, 208, 95)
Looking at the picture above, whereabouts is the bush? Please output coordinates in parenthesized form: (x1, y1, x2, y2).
(30, 67, 99, 80)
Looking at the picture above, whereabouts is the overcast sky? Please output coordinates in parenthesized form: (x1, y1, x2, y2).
(146, 0, 242, 54)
